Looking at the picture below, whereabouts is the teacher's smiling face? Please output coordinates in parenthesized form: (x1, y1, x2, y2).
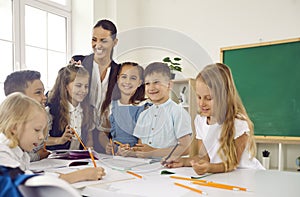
(92, 26, 118, 61)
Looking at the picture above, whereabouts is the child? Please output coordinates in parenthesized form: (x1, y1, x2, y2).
(165, 63, 264, 174)
(122, 62, 192, 158)
(4, 70, 49, 161)
(0, 93, 105, 183)
(105, 62, 147, 154)
(47, 64, 92, 150)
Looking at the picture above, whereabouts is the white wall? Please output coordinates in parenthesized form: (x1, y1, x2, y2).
(72, 0, 300, 78)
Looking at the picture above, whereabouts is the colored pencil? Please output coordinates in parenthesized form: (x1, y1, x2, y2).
(174, 182, 207, 195)
(71, 128, 87, 150)
(170, 175, 206, 183)
(88, 147, 97, 167)
(161, 142, 180, 165)
(126, 171, 143, 179)
(113, 140, 124, 146)
(193, 181, 248, 191)
(170, 175, 248, 191)
(110, 138, 115, 156)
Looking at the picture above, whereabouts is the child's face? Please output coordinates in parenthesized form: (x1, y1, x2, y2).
(117, 65, 142, 98)
(144, 73, 170, 105)
(66, 76, 89, 107)
(14, 108, 47, 152)
(24, 79, 47, 107)
(196, 79, 214, 117)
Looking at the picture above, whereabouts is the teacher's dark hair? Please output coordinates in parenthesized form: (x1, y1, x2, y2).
(93, 19, 117, 40)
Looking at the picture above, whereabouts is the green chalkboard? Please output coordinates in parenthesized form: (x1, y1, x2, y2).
(221, 38, 300, 137)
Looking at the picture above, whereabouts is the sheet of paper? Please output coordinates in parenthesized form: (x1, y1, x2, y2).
(72, 167, 134, 189)
(99, 156, 155, 170)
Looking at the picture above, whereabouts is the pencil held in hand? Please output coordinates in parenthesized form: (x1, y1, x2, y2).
(162, 142, 180, 165)
(110, 138, 115, 156)
(71, 127, 87, 150)
(88, 147, 97, 167)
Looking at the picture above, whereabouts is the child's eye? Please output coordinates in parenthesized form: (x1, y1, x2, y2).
(144, 82, 150, 86)
(35, 91, 42, 95)
(153, 80, 160, 84)
(121, 75, 127, 79)
(130, 76, 137, 80)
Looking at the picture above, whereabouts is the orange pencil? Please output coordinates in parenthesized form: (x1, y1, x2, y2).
(170, 175, 206, 183)
(113, 140, 123, 146)
(193, 181, 248, 191)
(71, 128, 87, 150)
(126, 171, 143, 179)
(110, 138, 115, 156)
(88, 147, 97, 167)
(174, 182, 207, 195)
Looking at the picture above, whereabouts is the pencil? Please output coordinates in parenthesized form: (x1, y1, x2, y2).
(88, 147, 97, 167)
(170, 175, 206, 183)
(174, 182, 207, 195)
(161, 142, 180, 165)
(110, 138, 115, 156)
(170, 175, 248, 191)
(113, 140, 123, 146)
(126, 170, 143, 179)
(193, 181, 248, 191)
(71, 128, 87, 150)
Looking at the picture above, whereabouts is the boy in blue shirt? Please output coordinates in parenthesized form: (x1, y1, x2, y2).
(129, 62, 192, 158)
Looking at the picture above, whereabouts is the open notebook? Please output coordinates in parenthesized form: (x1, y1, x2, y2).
(48, 149, 99, 160)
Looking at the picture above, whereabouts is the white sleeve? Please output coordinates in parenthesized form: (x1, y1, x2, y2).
(194, 115, 202, 140)
(234, 119, 250, 139)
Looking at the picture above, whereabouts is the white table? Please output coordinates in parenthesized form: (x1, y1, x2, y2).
(80, 162, 300, 197)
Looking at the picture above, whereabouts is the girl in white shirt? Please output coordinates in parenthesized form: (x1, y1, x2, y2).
(0, 93, 105, 183)
(165, 63, 264, 174)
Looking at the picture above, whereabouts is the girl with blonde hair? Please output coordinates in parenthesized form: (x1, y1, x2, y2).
(165, 63, 264, 174)
(0, 93, 105, 184)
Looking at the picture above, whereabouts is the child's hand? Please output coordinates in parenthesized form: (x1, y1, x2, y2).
(58, 125, 74, 144)
(60, 167, 105, 183)
(105, 142, 113, 155)
(79, 167, 106, 181)
(190, 159, 210, 175)
(117, 147, 136, 157)
(37, 148, 50, 159)
(119, 143, 130, 150)
(132, 143, 155, 152)
(162, 157, 184, 168)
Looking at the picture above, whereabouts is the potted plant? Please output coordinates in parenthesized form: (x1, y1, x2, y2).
(162, 56, 182, 79)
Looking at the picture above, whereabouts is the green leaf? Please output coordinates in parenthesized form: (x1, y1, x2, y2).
(162, 57, 171, 62)
(174, 57, 182, 61)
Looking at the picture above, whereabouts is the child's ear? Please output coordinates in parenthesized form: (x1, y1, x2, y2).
(168, 81, 174, 89)
(11, 124, 18, 135)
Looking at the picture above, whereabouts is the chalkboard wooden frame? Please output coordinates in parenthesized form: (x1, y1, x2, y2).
(220, 38, 300, 140)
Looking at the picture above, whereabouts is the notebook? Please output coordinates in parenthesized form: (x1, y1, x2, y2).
(48, 149, 99, 160)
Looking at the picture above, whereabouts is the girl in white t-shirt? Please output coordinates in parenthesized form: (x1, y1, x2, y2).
(165, 63, 264, 175)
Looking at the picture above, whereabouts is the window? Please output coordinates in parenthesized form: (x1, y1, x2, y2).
(0, 0, 71, 102)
